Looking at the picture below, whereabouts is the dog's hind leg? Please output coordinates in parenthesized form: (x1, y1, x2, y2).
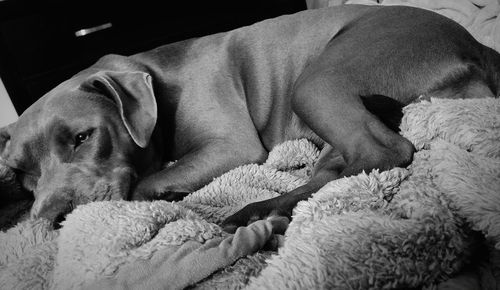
(292, 72, 415, 178)
(222, 76, 415, 233)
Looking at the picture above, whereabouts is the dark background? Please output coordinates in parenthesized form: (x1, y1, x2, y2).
(0, 0, 306, 114)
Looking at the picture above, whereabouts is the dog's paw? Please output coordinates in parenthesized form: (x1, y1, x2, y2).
(221, 198, 291, 234)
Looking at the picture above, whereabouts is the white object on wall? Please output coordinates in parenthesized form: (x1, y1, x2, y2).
(0, 77, 18, 127)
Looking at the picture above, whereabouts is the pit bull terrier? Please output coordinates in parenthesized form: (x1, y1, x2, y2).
(0, 5, 498, 230)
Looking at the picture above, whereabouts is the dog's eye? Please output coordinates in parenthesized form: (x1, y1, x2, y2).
(74, 132, 90, 147)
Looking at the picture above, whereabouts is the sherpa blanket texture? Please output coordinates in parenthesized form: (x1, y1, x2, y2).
(0, 96, 499, 290)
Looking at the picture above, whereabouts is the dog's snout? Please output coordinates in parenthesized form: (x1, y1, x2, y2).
(30, 187, 75, 228)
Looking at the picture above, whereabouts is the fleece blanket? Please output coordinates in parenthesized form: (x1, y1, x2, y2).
(0, 96, 499, 289)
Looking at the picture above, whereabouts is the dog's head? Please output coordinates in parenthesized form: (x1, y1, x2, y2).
(0, 59, 158, 225)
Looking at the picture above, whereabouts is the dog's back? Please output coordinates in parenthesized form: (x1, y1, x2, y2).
(132, 5, 500, 150)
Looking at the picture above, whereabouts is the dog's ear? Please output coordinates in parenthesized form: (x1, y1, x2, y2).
(82, 71, 157, 148)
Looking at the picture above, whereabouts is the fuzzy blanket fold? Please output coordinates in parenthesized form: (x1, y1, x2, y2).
(248, 98, 500, 289)
(0, 97, 499, 289)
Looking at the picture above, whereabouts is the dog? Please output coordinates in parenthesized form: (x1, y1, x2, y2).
(0, 5, 498, 230)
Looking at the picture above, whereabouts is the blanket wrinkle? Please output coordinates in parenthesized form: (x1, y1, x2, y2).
(248, 211, 470, 290)
(53, 201, 225, 289)
(86, 219, 278, 290)
(430, 140, 500, 248)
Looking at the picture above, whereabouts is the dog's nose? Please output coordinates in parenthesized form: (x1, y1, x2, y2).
(30, 188, 75, 228)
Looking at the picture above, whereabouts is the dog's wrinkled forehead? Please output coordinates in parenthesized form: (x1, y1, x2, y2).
(42, 79, 117, 121)
(15, 77, 114, 129)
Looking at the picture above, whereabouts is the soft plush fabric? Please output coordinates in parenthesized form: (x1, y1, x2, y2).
(246, 98, 500, 289)
(0, 96, 499, 289)
(0, 218, 58, 289)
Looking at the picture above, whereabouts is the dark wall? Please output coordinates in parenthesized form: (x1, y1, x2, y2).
(0, 0, 306, 114)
